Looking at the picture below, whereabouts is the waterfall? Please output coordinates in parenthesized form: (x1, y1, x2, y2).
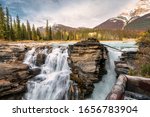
(23, 46, 71, 100)
(23, 42, 137, 100)
(87, 47, 122, 100)
(87, 41, 137, 100)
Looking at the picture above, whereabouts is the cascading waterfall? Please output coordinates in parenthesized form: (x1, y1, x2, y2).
(23, 46, 71, 100)
(87, 47, 122, 100)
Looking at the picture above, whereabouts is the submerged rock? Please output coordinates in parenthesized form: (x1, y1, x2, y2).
(68, 38, 107, 99)
(36, 53, 46, 66)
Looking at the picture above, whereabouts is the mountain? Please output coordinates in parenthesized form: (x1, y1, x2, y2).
(38, 24, 76, 34)
(52, 24, 76, 31)
(125, 13, 150, 30)
(38, 24, 92, 34)
(94, 17, 126, 30)
(94, 0, 150, 30)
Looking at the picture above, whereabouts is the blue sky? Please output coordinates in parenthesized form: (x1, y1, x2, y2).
(0, 0, 138, 27)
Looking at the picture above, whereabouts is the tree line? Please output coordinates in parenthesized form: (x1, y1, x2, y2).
(0, 4, 52, 41)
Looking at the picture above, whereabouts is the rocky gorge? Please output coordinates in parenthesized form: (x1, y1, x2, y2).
(0, 39, 150, 100)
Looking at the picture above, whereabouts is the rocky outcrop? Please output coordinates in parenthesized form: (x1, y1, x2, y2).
(0, 62, 40, 99)
(0, 43, 55, 99)
(115, 50, 137, 77)
(36, 54, 46, 66)
(68, 38, 107, 99)
(0, 44, 28, 63)
(0, 44, 40, 99)
(33, 46, 52, 67)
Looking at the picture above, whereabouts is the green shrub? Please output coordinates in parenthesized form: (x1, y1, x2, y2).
(141, 64, 150, 77)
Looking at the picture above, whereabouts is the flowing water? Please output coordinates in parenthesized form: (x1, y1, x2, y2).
(87, 41, 138, 100)
(23, 41, 137, 100)
(87, 47, 122, 100)
(23, 46, 71, 100)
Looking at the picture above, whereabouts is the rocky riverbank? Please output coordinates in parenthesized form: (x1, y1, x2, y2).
(68, 38, 108, 99)
(107, 48, 150, 100)
(115, 50, 137, 77)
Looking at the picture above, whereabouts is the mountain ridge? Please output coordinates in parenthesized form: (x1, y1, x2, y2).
(94, 0, 150, 30)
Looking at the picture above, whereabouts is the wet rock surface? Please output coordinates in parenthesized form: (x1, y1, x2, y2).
(68, 38, 107, 99)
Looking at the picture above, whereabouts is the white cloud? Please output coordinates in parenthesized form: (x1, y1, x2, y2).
(2, 0, 138, 28)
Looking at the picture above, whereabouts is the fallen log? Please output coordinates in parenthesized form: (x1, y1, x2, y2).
(106, 75, 127, 100)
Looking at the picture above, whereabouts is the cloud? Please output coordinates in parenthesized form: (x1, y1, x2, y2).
(1, 0, 138, 28)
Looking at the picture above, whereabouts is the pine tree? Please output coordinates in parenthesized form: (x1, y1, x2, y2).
(32, 24, 37, 40)
(45, 20, 49, 40)
(16, 15, 21, 39)
(37, 28, 41, 40)
(21, 23, 27, 40)
(0, 4, 6, 39)
(13, 19, 17, 39)
(10, 16, 15, 40)
(26, 20, 32, 40)
(49, 26, 52, 40)
(55, 30, 62, 40)
(6, 7, 10, 40)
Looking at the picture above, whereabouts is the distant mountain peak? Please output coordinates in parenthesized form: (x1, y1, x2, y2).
(94, 0, 150, 30)
(120, 0, 150, 20)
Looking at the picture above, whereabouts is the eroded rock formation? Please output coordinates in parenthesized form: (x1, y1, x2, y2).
(0, 44, 28, 63)
(0, 62, 40, 99)
(0, 44, 50, 99)
(115, 50, 138, 77)
(68, 38, 107, 99)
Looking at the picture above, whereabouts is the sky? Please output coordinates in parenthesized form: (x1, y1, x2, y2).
(0, 0, 138, 28)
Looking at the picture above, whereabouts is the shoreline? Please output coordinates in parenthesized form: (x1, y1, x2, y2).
(0, 39, 137, 45)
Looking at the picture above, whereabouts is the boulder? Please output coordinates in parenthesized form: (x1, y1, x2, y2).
(115, 67, 129, 76)
(36, 53, 46, 66)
